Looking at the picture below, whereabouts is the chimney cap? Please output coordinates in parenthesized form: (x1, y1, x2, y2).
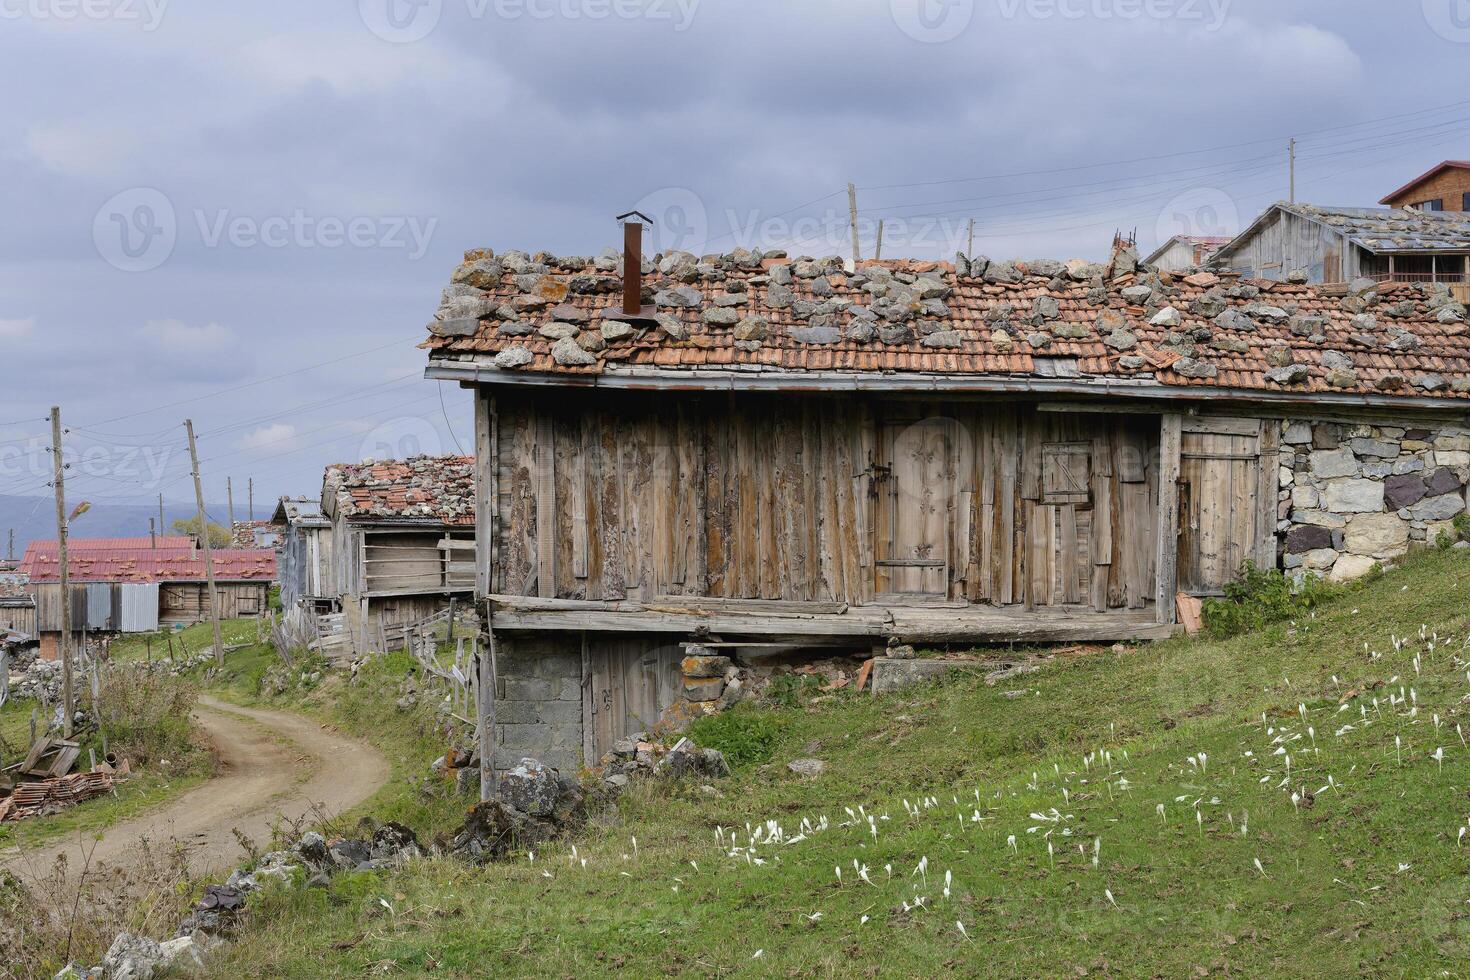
(616, 209, 653, 226)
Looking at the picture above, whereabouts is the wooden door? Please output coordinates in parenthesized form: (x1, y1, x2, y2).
(874, 418, 956, 599)
(586, 638, 684, 760)
(1177, 419, 1272, 595)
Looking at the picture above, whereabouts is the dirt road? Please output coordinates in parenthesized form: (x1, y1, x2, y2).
(0, 696, 388, 885)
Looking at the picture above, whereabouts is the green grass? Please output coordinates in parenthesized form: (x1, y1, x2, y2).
(200, 546, 1470, 977)
(107, 618, 264, 664)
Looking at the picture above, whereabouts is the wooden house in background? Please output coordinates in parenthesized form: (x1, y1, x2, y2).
(1380, 160, 1470, 213)
(320, 456, 476, 648)
(421, 224, 1470, 771)
(271, 496, 336, 614)
(1144, 235, 1232, 273)
(1212, 202, 1470, 301)
(17, 537, 275, 660)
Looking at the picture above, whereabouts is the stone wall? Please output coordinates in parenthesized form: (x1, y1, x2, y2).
(1278, 418, 1469, 581)
(491, 637, 583, 771)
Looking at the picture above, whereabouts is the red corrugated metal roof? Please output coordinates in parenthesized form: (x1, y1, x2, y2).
(18, 543, 275, 584)
(26, 536, 195, 551)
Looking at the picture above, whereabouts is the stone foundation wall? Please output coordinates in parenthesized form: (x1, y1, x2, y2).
(1278, 418, 1469, 581)
(491, 637, 583, 771)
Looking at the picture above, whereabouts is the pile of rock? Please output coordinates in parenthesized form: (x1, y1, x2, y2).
(11, 657, 63, 702)
(1279, 419, 1470, 582)
(595, 734, 730, 792)
(441, 757, 586, 864)
(52, 825, 424, 979)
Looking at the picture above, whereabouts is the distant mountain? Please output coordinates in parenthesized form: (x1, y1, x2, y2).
(0, 494, 233, 557)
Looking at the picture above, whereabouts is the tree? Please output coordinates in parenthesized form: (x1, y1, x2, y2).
(172, 516, 231, 549)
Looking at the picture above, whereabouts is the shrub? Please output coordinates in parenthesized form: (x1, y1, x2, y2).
(94, 666, 201, 766)
(1201, 561, 1339, 639)
(687, 704, 788, 768)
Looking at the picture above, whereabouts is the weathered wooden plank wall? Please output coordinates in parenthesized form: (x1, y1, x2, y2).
(491, 391, 1164, 612)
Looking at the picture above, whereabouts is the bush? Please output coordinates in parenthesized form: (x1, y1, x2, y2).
(687, 704, 788, 768)
(1201, 561, 1340, 639)
(94, 666, 201, 766)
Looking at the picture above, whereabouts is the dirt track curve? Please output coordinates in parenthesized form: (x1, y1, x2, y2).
(0, 695, 388, 885)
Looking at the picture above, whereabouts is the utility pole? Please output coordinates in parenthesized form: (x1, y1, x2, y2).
(847, 182, 861, 270)
(967, 217, 976, 257)
(248, 478, 254, 521)
(159, 493, 165, 538)
(185, 420, 226, 667)
(6, 528, 12, 561)
(1288, 138, 1296, 204)
(875, 219, 885, 261)
(226, 477, 236, 530)
(149, 517, 156, 549)
(50, 407, 74, 738)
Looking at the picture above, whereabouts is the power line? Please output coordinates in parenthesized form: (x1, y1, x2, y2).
(79, 334, 417, 428)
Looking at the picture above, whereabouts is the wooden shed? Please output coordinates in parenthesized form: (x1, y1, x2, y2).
(272, 496, 337, 613)
(423, 235, 1470, 770)
(320, 456, 476, 650)
(17, 538, 274, 659)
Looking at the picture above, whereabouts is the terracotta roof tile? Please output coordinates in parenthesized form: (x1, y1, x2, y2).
(424, 250, 1470, 401)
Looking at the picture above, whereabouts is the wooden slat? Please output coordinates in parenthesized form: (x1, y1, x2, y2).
(535, 413, 557, 599)
(1155, 413, 1182, 624)
(1254, 420, 1279, 571)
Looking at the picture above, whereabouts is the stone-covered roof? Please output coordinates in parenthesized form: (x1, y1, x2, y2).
(422, 247, 1470, 401)
(1252, 203, 1470, 254)
(323, 455, 476, 526)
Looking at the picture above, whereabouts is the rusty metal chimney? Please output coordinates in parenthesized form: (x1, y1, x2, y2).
(616, 210, 652, 316)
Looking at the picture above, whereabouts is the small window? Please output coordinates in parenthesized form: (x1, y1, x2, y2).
(1462, 192, 1470, 212)
(1042, 442, 1091, 505)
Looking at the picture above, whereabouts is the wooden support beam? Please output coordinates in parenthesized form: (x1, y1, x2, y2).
(1155, 413, 1182, 624)
(535, 414, 556, 599)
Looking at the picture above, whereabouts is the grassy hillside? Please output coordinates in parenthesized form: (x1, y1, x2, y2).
(192, 548, 1470, 975)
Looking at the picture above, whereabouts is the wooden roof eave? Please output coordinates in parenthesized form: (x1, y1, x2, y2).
(425, 361, 1470, 414)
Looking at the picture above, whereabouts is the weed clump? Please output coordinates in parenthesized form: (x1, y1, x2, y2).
(687, 704, 788, 768)
(1201, 561, 1340, 639)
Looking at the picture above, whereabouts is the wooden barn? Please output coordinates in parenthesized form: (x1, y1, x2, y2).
(17, 537, 275, 660)
(422, 226, 1470, 771)
(320, 456, 476, 649)
(271, 496, 337, 614)
(1212, 202, 1470, 300)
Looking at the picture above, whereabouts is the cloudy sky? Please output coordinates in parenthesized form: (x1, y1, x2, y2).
(1, 0, 1467, 530)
